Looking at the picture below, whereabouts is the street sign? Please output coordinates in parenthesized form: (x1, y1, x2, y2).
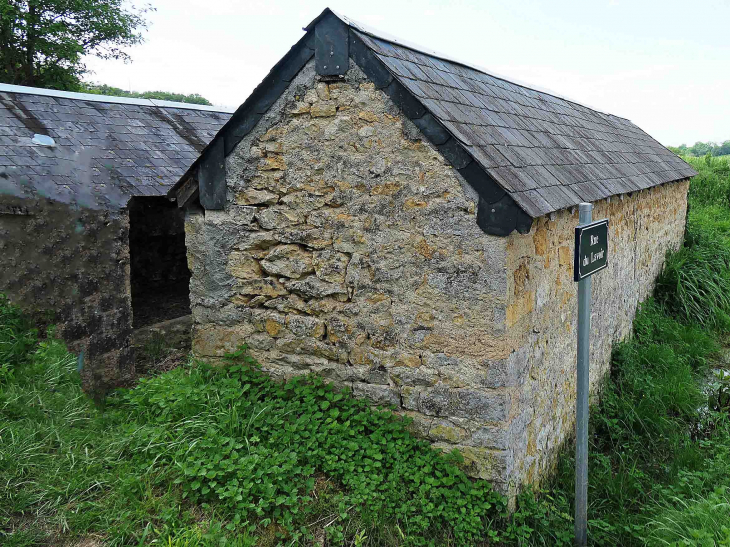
(574, 219, 609, 282)
(573, 205, 609, 547)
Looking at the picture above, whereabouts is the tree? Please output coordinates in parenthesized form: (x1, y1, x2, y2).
(717, 141, 730, 157)
(80, 83, 212, 106)
(689, 141, 714, 157)
(0, 0, 152, 90)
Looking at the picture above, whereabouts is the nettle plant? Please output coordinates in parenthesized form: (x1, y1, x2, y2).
(117, 345, 508, 545)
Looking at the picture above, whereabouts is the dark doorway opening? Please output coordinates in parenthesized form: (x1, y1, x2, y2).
(129, 197, 191, 328)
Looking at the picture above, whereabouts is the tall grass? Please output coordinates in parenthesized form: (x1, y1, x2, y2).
(646, 488, 730, 546)
(687, 155, 730, 208)
(514, 154, 730, 546)
(654, 156, 730, 329)
(654, 226, 730, 329)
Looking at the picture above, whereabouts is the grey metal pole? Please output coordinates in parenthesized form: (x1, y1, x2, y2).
(575, 202, 592, 547)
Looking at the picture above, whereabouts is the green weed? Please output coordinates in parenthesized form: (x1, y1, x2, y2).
(114, 349, 506, 545)
(0, 294, 37, 384)
(0, 297, 508, 546)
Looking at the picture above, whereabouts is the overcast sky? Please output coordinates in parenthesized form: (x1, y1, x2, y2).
(84, 0, 730, 147)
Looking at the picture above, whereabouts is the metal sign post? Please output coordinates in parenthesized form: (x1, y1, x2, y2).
(573, 203, 609, 546)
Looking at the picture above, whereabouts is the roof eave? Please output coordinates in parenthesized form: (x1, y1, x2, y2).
(169, 10, 533, 236)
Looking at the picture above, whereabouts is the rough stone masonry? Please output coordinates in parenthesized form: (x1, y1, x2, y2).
(184, 59, 689, 497)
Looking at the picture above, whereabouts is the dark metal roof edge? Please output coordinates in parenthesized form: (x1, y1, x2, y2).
(348, 29, 529, 236)
(167, 30, 316, 200)
(303, 7, 336, 31)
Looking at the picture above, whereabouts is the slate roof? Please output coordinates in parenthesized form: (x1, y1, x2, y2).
(172, 9, 695, 232)
(352, 31, 696, 218)
(0, 83, 233, 209)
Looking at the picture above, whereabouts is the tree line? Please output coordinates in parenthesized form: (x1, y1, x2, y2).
(668, 141, 730, 157)
(79, 83, 212, 106)
(0, 1, 211, 105)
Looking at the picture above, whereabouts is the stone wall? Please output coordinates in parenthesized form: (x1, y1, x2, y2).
(186, 61, 523, 492)
(185, 58, 690, 496)
(503, 180, 690, 490)
(0, 194, 134, 396)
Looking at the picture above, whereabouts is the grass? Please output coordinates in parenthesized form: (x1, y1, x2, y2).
(3, 154, 730, 546)
(654, 225, 730, 329)
(1, 312, 513, 546)
(645, 487, 730, 546)
(508, 153, 730, 546)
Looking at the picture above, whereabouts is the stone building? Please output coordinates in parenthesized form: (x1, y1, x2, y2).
(169, 10, 696, 495)
(0, 83, 232, 395)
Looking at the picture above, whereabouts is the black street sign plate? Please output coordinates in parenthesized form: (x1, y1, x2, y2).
(574, 219, 609, 282)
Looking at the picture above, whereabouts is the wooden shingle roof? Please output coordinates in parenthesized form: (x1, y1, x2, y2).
(171, 9, 695, 235)
(352, 31, 695, 218)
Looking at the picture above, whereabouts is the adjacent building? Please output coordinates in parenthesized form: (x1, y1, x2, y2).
(0, 83, 232, 395)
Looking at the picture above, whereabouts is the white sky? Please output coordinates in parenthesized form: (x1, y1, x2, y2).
(84, 0, 730, 147)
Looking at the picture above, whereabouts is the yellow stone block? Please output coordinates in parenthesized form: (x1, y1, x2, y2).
(404, 197, 427, 209)
(260, 156, 286, 171)
(371, 182, 400, 195)
(533, 222, 548, 256)
(226, 252, 262, 280)
(415, 238, 434, 259)
(265, 319, 283, 337)
(513, 262, 529, 295)
(506, 291, 535, 328)
(358, 110, 378, 122)
(558, 245, 571, 266)
(310, 103, 337, 117)
(393, 354, 422, 368)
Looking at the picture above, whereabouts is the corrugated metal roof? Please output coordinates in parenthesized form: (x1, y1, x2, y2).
(0, 84, 232, 209)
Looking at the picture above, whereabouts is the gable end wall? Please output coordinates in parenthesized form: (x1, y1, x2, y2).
(185, 60, 530, 493)
(184, 57, 690, 497)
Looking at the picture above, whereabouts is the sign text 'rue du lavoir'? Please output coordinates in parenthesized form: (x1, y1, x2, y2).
(573, 219, 609, 282)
